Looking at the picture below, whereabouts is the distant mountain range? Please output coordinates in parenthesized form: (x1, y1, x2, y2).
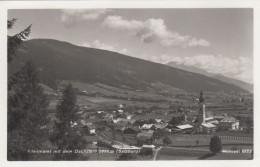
(167, 61, 253, 93)
(8, 39, 250, 94)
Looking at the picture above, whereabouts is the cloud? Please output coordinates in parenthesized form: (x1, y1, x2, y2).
(188, 38, 210, 47)
(149, 54, 252, 83)
(60, 9, 110, 25)
(82, 40, 127, 54)
(103, 15, 210, 47)
(148, 54, 176, 64)
(102, 15, 144, 30)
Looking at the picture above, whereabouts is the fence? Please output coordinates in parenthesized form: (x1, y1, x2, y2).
(168, 133, 253, 146)
(171, 134, 253, 141)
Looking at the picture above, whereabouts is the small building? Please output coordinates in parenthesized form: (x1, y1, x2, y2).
(136, 131, 154, 146)
(218, 116, 239, 131)
(141, 124, 155, 131)
(118, 109, 124, 114)
(112, 118, 122, 124)
(116, 120, 129, 131)
(70, 121, 78, 127)
(80, 120, 96, 135)
(141, 145, 156, 155)
(201, 123, 216, 134)
(97, 111, 105, 114)
(155, 119, 162, 123)
(119, 104, 124, 109)
(128, 119, 137, 125)
(154, 123, 168, 130)
(86, 123, 96, 134)
(126, 114, 133, 120)
(172, 124, 193, 133)
(105, 114, 114, 119)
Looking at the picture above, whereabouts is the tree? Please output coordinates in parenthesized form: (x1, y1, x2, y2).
(8, 18, 32, 62)
(209, 136, 222, 154)
(56, 84, 79, 128)
(8, 61, 49, 160)
(8, 19, 31, 91)
(51, 84, 86, 160)
(163, 136, 172, 145)
(170, 115, 184, 125)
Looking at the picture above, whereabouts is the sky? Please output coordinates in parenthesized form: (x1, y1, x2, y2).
(8, 9, 253, 84)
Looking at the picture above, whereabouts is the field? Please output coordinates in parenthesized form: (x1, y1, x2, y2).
(46, 80, 253, 118)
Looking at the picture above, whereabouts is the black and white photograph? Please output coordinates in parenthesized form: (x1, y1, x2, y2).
(0, 0, 259, 166)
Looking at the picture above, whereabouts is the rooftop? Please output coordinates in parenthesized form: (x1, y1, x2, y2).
(176, 124, 193, 130)
(201, 122, 216, 128)
(219, 116, 238, 123)
(154, 123, 168, 129)
(141, 124, 155, 129)
(142, 145, 156, 148)
(137, 131, 154, 140)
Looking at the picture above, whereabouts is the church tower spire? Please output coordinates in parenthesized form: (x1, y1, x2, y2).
(198, 90, 206, 124)
(199, 90, 204, 103)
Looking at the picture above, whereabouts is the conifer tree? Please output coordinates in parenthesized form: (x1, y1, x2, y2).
(8, 18, 31, 62)
(51, 84, 86, 160)
(8, 61, 49, 160)
(209, 136, 222, 154)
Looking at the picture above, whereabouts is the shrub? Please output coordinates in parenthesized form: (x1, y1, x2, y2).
(163, 136, 172, 145)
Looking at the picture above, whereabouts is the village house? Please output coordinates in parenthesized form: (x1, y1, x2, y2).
(141, 124, 156, 132)
(70, 121, 78, 127)
(118, 109, 124, 114)
(218, 116, 239, 131)
(123, 127, 139, 134)
(155, 119, 162, 123)
(79, 120, 96, 135)
(141, 145, 156, 155)
(128, 119, 137, 126)
(96, 111, 105, 114)
(115, 120, 129, 131)
(119, 104, 125, 109)
(86, 123, 96, 134)
(200, 122, 216, 134)
(172, 124, 193, 133)
(154, 123, 169, 130)
(103, 113, 114, 121)
(112, 118, 136, 132)
(136, 130, 154, 146)
(126, 114, 133, 120)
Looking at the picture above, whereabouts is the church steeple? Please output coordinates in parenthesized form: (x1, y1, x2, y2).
(198, 90, 206, 124)
(199, 90, 204, 103)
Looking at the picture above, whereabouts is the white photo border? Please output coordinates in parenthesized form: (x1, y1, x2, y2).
(0, 1, 259, 167)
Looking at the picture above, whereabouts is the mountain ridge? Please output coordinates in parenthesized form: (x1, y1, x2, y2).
(167, 61, 253, 93)
(8, 38, 249, 94)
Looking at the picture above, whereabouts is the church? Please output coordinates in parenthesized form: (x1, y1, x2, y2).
(196, 91, 217, 134)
